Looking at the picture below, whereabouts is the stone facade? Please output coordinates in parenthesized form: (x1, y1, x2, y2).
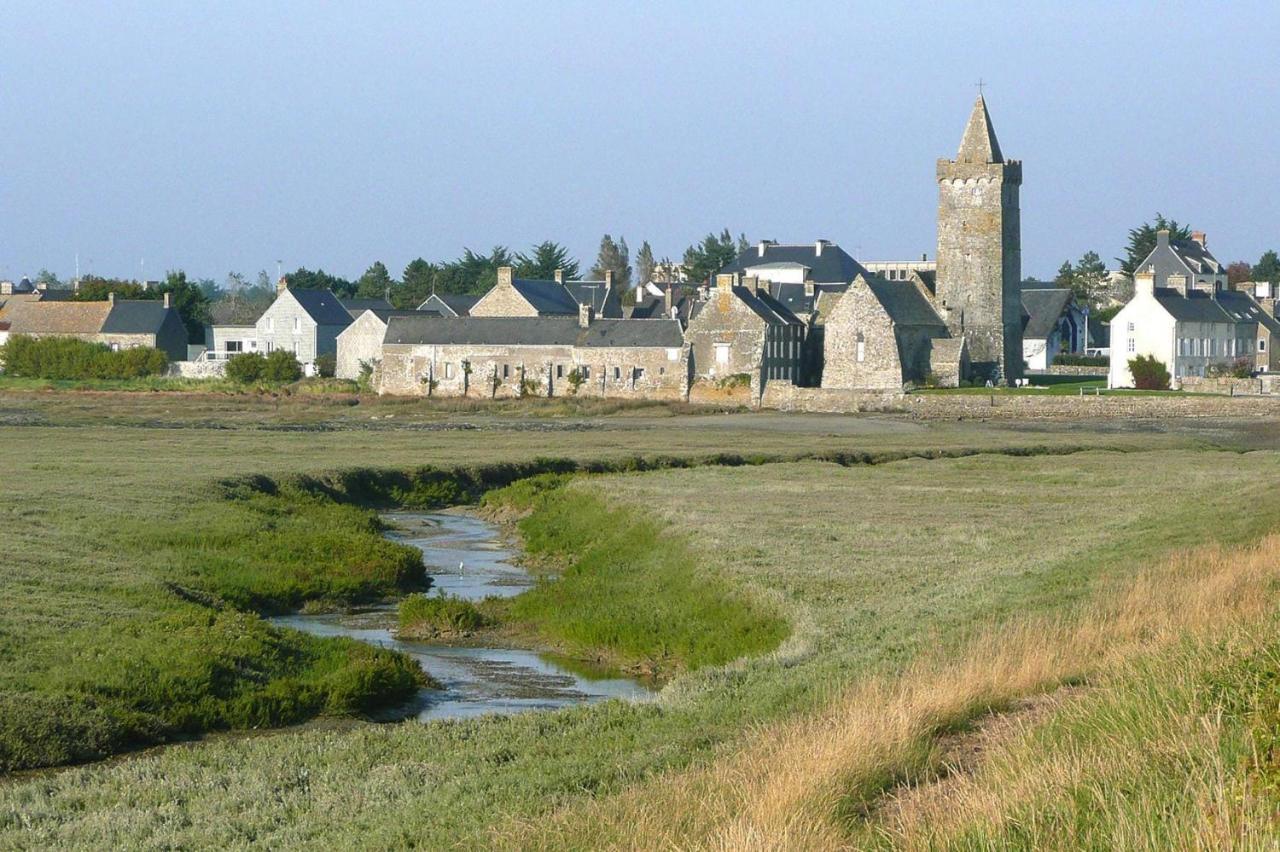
(935, 95, 1022, 383)
(469, 268, 539, 316)
(336, 310, 391, 380)
(684, 274, 803, 400)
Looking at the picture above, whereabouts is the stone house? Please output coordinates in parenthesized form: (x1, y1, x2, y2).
(416, 293, 479, 316)
(1108, 270, 1279, 387)
(820, 274, 957, 390)
(377, 305, 687, 399)
(469, 267, 623, 319)
(684, 273, 804, 397)
(1245, 282, 1280, 372)
(255, 284, 352, 369)
(1020, 285, 1084, 371)
(1136, 229, 1227, 295)
(335, 308, 422, 380)
(0, 293, 188, 360)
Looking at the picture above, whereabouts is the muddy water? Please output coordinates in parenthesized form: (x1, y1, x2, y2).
(271, 511, 651, 721)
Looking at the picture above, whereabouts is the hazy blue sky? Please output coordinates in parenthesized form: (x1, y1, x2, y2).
(3, 1, 1278, 284)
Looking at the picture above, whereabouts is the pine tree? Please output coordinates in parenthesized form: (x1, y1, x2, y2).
(355, 261, 395, 299)
(590, 234, 632, 288)
(1118, 213, 1193, 278)
(397, 258, 437, 308)
(1073, 251, 1109, 309)
(515, 241, 579, 281)
(635, 241, 656, 288)
(682, 229, 744, 285)
(1253, 250, 1280, 282)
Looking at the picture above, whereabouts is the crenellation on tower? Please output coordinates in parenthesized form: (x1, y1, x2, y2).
(934, 94, 1023, 383)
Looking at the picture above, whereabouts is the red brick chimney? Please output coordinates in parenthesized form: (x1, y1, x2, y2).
(1191, 231, 1207, 247)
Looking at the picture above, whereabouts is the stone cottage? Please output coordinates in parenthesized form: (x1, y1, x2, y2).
(684, 273, 804, 398)
(0, 292, 188, 360)
(820, 274, 959, 390)
(254, 283, 353, 370)
(377, 304, 687, 399)
(335, 308, 423, 380)
(468, 267, 622, 318)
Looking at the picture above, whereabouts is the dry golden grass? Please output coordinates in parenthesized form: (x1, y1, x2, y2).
(501, 535, 1280, 850)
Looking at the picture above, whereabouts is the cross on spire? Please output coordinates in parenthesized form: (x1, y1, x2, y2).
(976, 78, 986, 96)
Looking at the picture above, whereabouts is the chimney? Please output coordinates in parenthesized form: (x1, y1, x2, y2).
(804, 280, 815, 298)
(1134, 270, 1156, 298)
(744, 275, 761, 295)
(276, 276, 288, 294)
(163, 292, 171, 308)
(554, 268, 563, 284)
(815, 239, 829, 256)
(715, 273, 735, 294)
(108, 291, 116, 305)
(578, 302, 593, 328)
(664, 285, 673, 315)
(1191, 231, 1207, 247)
(497, 266, 513, 288)
(1156, 229, 1171, 248)
(757, 240, 775, 258)
(604, 270, 613, 290)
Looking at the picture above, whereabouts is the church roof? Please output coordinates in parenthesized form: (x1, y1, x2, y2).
(956, 94, 1003, 164)
(862, 275, 946, 328)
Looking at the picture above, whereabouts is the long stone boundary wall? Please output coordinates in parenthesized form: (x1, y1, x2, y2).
(1176, 376, 1270, 395)
(167, 360, 227, 379)
(1028, 364, 1107, 377)
(905, 393, 1280, 420)
(759, 382, 904, 413)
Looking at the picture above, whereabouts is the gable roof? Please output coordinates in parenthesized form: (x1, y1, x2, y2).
(956, 94, 1003, 164)
(1152, 288, 1235, 323)
(862, 275, 946, 327)
(731, 286, 804, 325)
(720, 243, 868, 285)
(0, 299, 112, 334)
(1169, 239, 1222, 275)
(339, 297, 392, 318)
(101, 300, 176, 335)
(509, 278, 580, 315)
(1021, 288, 1075, 339)
(288, 288, 354, 326)
(1218, 290, 1280, 334)
(384, 316, 684, 348)
(416, 293, 481, 316)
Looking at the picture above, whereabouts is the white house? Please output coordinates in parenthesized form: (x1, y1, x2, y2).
(255, 284, 353, 371)
(1020, 285, 1083, 370)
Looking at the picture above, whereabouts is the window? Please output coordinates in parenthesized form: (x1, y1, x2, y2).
(502, 364, 510, 379)
(267, 317, 275, 331)
(613, 366, 621, 380)
(556, 364, 564, 379)
(856, 331, 866, 363)
(581, 366, 590, 379)
(1261, 339, 1267, 352)
(1127, 321, 1135, 332)
(444, 362, 454, 379)
(666, 348, 680, 361)
(293, 317, 301, 333)
(714, 343, 730, 365)
(1127, 338, 1136, 353)
(659, 367, 665, 376)
(634, 368, 644, 382)
(226, 340, 243, 353)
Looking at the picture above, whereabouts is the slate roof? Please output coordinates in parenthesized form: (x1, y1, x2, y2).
(416, 293, 480, 316)
(0, 300, 112, 334)
(1021, 288, 1074, 339)
(339, 297, 392, 318)
(956, 94, 1003, 164)
(731, 286, 804, 325)
(1219, 290, 1280, 334)
(101, 299, 175, 334)
(1170, 239, 1222, 275)
(510, 278, 580, 315)
(719, 243, 868, 285)
(384, 316, 685, 348)
(862, 276, 946, 327)
(290, 288, 354, 326)
(629, 285, 697, 323)
(1152, 288, 1231, 323)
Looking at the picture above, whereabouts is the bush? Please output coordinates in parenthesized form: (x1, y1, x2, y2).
(314, 353, 336, 378)
(1128, 354, 1171, 390)
(1053, 353, 1109, 367)
(225, 350, 303, 384)
(1207, 358, 1253, 379)
(398, 593, 489, 637)
(0, 335, 167, 380)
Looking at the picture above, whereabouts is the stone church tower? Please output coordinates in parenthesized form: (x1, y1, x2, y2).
(935, 95, 1022, 382)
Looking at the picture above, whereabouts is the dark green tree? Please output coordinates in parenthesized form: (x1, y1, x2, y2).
(396, 258, 438, 308)
(1072, 250, 1108, 309)
(1053, 260, 1074, 291)
(286, 267, 356, 297)
(1252, 250, 1280, 282)
(1118, 213, 1193, 278)
(157, 270, 213, 343)
(590, 234, 631, 288)
(634, 241, 656, 288)
(354, 261, 395, 299)
(515, 241, 579, 281)
(33, 269, 62, 289)
(682, 229, 744, 285)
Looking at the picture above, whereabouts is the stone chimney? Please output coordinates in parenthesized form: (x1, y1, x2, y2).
(497, 266, 513, 288)
(276, 276, 288, 294)
(1156, 229, 1171, 249)
(163, 292, 171, 308)
(1134, 270, 1156, 298)
(604, 270, 613, 290)
(803, 280, 815, 298)
(921, 252, 928, 262)
(744, 275, 761, 295)
(715, 273, 736, 294)
(578, 302, 593, 328)
(554, 268, 563, 284)
(1191, 231, 1207, 247)
(663, 285, 673, 315)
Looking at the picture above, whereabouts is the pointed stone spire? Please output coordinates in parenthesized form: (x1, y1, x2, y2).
(956, 94, 1003, 164)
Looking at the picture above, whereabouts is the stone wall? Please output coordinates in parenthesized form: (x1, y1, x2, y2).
(469, 268, 535, 317)
(1178, 376, 1265, 395)
(760, 381, 904, 413)
(820, 282, 903, 390)
(1027, 364, 1107, 377)
(167, 360, 227, 379)
(906, 392, 1280, 420)
(336, 313, 386, 380)
(378, 342, 687, 399)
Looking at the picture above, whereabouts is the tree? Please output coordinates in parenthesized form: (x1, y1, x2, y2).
(1119, 213, 1192, 278)
(1128, 354, 1171, 391)
(634, 241, 656, 288)
(682, 229, 743, 285)
(1225, 261, 1253, 286)
(355, 261, 395, 299)
(1053, 260, 1074, 292)
(1072, 251, 1109, 309)
(157, 270, 213, 343)
(590, 234, 631, 288)
(515, 241, 579, 281)
(1253, 250, 1280, 283)
(286, 267, 355, 297)
(33, 269, 62, 289)
(396, 258, 438, 309)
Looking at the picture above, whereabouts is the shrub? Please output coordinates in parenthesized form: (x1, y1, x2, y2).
(225, 352, 265, 383)
(567, 367, 585, 395)
(1053, 353, 1109, 367)
(356, 360, 378, 393)
(1207, 358, 1253, 379)
(398, 593, 489, 637)
(1128, 354, 1171, 390)
(0, 335, 167, 380)
(314, 353, 336, 378)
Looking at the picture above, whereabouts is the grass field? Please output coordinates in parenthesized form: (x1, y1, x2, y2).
(3, 391, 1280, 847)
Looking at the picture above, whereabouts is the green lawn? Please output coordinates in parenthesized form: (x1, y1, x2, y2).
(2, 390, 1279, 847)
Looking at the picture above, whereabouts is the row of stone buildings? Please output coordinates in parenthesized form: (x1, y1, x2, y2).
(0, 290, 189, 359)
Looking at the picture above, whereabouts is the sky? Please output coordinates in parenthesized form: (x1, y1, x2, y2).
(3, 1, 1278, 285)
